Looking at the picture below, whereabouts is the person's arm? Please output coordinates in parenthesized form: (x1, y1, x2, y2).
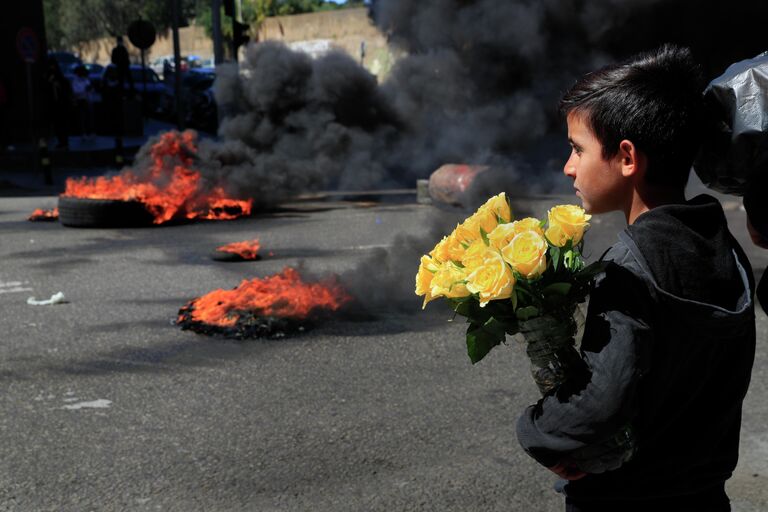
(516, 261, 652, 473)
(744, 172, 768, 249)
(747, 216, 768, 249)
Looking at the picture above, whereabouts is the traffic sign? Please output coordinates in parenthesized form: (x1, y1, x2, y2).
(16, 27, 40, 64)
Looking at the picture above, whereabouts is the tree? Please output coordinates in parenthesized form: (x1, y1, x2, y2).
(196, 0, 365, 58)
(44, 0, 196, 50)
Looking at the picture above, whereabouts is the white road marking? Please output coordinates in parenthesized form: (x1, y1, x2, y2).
(0, 287, 34, 294)
(61, 399, 112, 410)
(344, 244, 392, 251)
(0, 280, 33, 294)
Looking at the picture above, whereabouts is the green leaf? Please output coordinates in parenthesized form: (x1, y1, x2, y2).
(483, 316, 508, 338)
(516, 305, 540, 321)
(451, 260, 465, 269)
(543, 294, 567, 309)
(543, 282, 572, 296)
(480, 226, 490, 246)
(539, 218, 547, 229)
(550, 246, 561, 271)
(466, 321, 506, 364)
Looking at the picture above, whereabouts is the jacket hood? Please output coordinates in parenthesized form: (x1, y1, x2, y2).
(619, 194, 752, 312)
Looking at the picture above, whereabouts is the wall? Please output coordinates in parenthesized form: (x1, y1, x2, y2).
(75, 21, 214, 67)
(257, 7, 400, 79)
(75, 8, 399, 80)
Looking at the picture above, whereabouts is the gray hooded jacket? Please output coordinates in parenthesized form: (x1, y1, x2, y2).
(516, 195, 756, 501)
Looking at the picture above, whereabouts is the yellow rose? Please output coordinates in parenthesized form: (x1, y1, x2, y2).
(471, 207, 501, 235)
(501, 230, 548, 279)
(430, 261, 471, 300)
(461, 239, 488, 272)
(480, 192, 512, 224)
(487, 217, 544, 250)
(545, 205, 591, 247)
(429, 235, 450, 263)
(429, 233, 465, 263)
(465, 248, 515, 307)
(415, 255, 440, 308)
(454, 216, 483, 244)
(445, 236, 467, 261)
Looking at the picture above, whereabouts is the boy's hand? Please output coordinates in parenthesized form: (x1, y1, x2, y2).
(747, 217, 768, 249)
(547, 460, 588, 480)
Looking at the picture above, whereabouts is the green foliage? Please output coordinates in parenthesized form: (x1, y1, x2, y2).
(45, 0, 196, 50)
(194, 0, 359, 58)
(450, 297, 519, 364)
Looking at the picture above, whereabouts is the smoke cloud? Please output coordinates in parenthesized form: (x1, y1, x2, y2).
(123, 0, 768, 314)
(126, 0, 768, 207)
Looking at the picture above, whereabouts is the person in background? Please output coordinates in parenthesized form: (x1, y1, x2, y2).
(111, 36, 133, 93)
(71, 65, 94, 139)
(45, 58, 73, 149)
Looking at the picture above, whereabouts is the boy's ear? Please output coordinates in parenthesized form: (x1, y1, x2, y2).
(617, 139, 645, 178)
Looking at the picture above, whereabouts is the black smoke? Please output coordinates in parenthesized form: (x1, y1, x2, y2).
(184, 0, 768, 206)
(123, 0, 768, 312)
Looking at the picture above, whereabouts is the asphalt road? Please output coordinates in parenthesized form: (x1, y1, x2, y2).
(1, 188, 766, 512)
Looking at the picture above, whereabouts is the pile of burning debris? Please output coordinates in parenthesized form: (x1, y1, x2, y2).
(177, 267, 352, 339)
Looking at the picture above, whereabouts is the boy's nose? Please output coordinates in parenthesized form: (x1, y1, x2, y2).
(563, 156, 576, 178)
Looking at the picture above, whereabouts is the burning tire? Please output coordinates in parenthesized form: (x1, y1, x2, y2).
(176, 268, 352, 340)
(177, 306, 310, 339)
(57, 196, 155, 228)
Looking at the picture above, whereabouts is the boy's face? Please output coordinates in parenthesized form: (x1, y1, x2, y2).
(564, 112, 628, 215)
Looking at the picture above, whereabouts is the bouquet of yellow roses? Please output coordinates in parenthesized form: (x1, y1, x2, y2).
(415, 192, 606, 393)
(416, 192, 637, 472)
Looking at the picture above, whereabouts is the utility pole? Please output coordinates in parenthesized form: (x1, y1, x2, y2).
(171, 0, 184, 129)
(212, 0, 224, 65)
(224, 0, 249, 63)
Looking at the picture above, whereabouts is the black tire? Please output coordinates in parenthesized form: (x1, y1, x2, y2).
(210, 250, 261, 262)
(58, 196, 156, 228)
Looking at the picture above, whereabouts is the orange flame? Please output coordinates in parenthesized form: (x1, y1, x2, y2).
(62, 131, 252, 224)
(29, 207, 59, 221)
(217, 239, 261, 260)
(181, 267, 351, 327)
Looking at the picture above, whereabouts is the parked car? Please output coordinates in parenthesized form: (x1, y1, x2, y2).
(98, 64, 166, 115)
(150, 55, 199, 79)
(48, 51, 82, 82)
(158, 68, 218, 132)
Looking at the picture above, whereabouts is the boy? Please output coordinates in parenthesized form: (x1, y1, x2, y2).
(516, 45, 757, 511)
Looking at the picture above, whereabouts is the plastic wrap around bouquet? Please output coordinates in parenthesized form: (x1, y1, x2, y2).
(415, 193, 635, 471)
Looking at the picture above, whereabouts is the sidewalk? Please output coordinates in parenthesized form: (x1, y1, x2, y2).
(0, 118, 182, 196)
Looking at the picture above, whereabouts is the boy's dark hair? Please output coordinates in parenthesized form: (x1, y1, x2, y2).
(560, 44, 705, 188)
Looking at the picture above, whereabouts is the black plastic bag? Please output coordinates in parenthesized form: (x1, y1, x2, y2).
(694, 52, 768, 313)
(694, 51, 768, 195)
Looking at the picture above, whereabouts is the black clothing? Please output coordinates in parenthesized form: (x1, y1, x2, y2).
(743, 171, 768, 312)
(517, 195, 756, 506)
(110, 44, 133, 91)
(565, 483, 730, 512)
(45, 62, 73, 147)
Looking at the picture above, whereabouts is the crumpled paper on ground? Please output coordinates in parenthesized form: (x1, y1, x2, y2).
(27, 292, 67, 306)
